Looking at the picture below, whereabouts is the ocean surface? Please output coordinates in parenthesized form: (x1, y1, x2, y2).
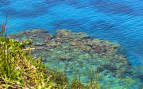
(0, 0, 143, 65)
(1, 0, 143, 88)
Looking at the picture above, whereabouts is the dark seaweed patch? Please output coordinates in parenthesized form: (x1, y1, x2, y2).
(89, 0, 134, 14)
(64, 0, 88, 8)
(43, 0, 64, 7)
(51, 19, 85, 32)
(90, 20, 116, 31)
(18, 7, 48, 18)
(0, 0, 11, 8)
(1, 6, 48, 18)
(42, 0, 88, 9)
(88, 20, 128, 41)
(0, 8, 17, 16)
(89, 20, 121, 36)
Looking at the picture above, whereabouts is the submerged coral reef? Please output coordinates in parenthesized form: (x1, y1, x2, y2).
(8, 29, 143, 89)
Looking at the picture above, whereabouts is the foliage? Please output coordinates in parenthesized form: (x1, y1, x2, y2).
(0, 22, 103, 89)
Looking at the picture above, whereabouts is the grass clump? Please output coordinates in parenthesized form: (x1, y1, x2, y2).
(0, 36, 71, 88)
(0, 21, 69, 88)
(0, 24, 102, 89)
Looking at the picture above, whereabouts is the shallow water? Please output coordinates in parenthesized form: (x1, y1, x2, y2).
(0, 0, 143, 65)
(0, 0, 143, 88)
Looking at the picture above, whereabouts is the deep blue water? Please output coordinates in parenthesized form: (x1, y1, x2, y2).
(0, 0, 143, 65)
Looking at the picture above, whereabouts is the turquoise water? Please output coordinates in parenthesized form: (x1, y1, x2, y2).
(0, 0, 143, 88)
(1, 0, 143, 65)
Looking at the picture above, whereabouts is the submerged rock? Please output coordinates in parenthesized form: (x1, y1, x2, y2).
(8, 29, 142, 88)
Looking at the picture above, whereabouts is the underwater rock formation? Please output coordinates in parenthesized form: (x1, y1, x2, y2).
(8, 29, 129, 75)
(8, 29, 143, 88)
